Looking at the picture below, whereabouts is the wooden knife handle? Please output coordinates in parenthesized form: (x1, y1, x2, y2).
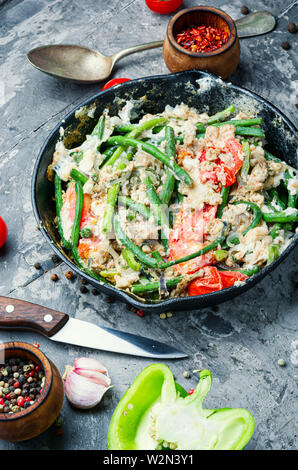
(0, 296, 69, 337)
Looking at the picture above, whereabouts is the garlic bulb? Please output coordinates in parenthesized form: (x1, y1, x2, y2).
(63, 357, 112, 409)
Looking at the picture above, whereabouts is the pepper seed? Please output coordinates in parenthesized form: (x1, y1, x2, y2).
(281, 41, 291, 50)
(241, 6, 249, 15)
(34, 262, 41, 270)
(287, 22, 297, 34)
(50, 274, 59, 282)
(277, 358, 286, 367)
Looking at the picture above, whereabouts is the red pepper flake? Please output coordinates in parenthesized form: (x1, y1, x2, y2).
(188, 388, 195, 395)
(136, 309, 144, 317)
(175, 25, 229, 53)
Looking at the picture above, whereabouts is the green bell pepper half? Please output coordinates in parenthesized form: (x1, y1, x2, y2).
(108, 364, 255, 450)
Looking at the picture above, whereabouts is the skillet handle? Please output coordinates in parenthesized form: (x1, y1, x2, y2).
(0, 296, 69, 338)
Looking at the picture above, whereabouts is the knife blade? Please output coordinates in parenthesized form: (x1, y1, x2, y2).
(0, 296, 187, 359)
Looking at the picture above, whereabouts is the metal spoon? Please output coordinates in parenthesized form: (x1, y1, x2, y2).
(27, 11, 275, 84)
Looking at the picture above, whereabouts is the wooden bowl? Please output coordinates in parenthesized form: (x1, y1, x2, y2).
(163, 6, 240, 79)
(0, 341, 64, 441)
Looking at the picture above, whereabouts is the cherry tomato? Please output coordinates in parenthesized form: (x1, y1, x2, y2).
(145, 0, 182, 14)
(102, 78, 131, 90)
(0, 217, 7, 248)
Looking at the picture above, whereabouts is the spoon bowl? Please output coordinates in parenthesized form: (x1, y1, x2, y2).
(27, 44, 113, 84)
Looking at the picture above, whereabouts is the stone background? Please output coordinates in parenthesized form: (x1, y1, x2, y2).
(0, 0, 297, 450)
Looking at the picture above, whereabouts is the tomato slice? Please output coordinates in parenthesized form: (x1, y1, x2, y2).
(0, 217, 8, 248)
(64, 182, 93, 229)
(102, 78, 131, 90)
(188, 266, 223, 296)
(218, 270, 248, 288)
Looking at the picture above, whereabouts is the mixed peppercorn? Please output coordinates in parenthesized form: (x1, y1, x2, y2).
(0, 358, 45, 414)
(175, 25, 229, 53)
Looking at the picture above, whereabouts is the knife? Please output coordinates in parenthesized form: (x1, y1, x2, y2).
(0, 296, 187, 359)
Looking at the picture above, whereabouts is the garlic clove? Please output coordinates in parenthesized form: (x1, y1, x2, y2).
(75, 368, 111, 387)
(64, 369, 111, 409)
(73, 357, 108, 374)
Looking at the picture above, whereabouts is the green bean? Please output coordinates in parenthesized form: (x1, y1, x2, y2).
(152, 125, 165, 134)
(269, 223, 282, 239)
(212, 118, 263, 128)
(232, 201, 262, 236)
(91, 115, 105, 139)
(152, 250, 164, 263)
(102, 183, 120, 233)
(196, 122, 206, 133)
(106, 136, 193, 186)
(240, 140, 250, 181)
(113, 217, 158, 269)
(234, 127, 265, 138)
(268, 188, 286, 210)
(159, 126, 176, 205)
(121, 248, 141, 271)
(264, 150, 281, 163)
(217, 186, 230, 219)
(114, 124, 135, 134)
(54, 173, 71, 250)
(99, 145, 119, 168)
(207, 105, 235, 125)
(238, 266, 259, 276)
(70, 168, 88, 185)
(267, 244, 279, 265)
(118, 195, 151, 220)
(145, 176, 169, 253)
(285, 170, 297, 209)
(217, 265, 259, 276)
(157, 236, 225, 270)
(108, 117, 167, 168)
(262, 210, 298, 223)
(131, 276, 183, 294)
(196, 126, 265, 139)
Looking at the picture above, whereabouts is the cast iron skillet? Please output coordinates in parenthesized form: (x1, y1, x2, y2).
(32, 70, 298, 313)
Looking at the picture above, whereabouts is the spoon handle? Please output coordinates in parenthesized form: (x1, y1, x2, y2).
(235, 11, 276, 38)
(111, 40, 163, 64)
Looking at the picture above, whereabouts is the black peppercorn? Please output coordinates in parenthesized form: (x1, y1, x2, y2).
(80, 285, 88, 294)
(34, 262, 42, 270)
(241, 5, 249, 15)
(281, 41, 291, 50)
(287, 22, 297, 33)
(92, 288, 99, 296)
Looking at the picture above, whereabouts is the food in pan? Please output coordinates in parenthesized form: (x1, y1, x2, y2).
(48, 102, 298, 300)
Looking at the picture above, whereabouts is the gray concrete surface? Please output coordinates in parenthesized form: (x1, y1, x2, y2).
(0, 0, 297, 450)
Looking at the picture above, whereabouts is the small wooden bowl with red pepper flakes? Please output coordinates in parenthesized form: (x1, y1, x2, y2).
(0, 342, 64, 441)
(163, 6, 240, 79)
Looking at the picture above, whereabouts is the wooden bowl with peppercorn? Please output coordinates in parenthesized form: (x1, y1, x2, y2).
(0, 341, 64, 441)
(163, 6, 240, 79)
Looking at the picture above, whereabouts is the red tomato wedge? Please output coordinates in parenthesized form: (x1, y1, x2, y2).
(64, 182, 93, 229)
(168, 204, 217, 275)
(188, 267, 248, 296)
